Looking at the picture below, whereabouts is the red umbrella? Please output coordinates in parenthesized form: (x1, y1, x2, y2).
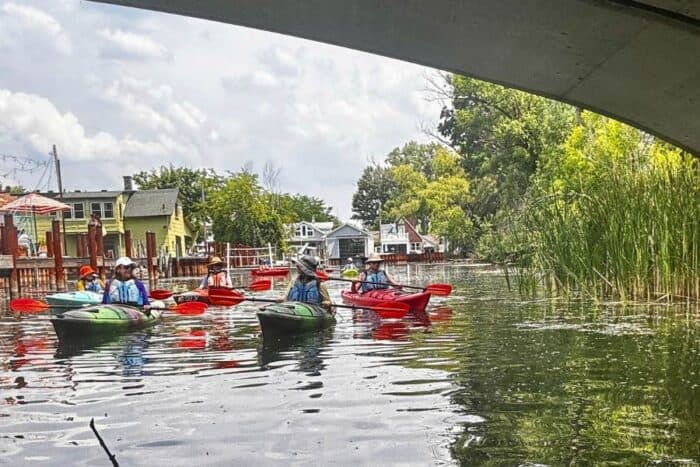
(0, 193, 71, 254)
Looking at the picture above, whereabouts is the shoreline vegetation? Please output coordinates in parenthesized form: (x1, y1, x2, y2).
(350, 75, 699, 304)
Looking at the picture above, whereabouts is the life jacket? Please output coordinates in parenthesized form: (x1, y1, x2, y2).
(83, 279, 103, 294)
(205, 272, 229, 288)
(287, 278, 322, 304)
(107, 278, 145, 305)
(361, 270, 389, 292)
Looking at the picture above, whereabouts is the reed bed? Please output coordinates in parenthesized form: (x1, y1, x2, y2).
(519, 154, 699, 302)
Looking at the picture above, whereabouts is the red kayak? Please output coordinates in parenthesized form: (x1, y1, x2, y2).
(341, 289, 431, 313)
(251, 267, 290, 277)
(174, 289, 209, 304)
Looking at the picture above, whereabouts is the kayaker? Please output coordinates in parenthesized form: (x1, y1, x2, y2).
(342, 257, 357, 273)
(282, 255, 332, 312)
(76, 265, 104, 293)
(102, 256, 150, 310)
(199, 256, 232, 288)
(354, 253, 399, 294)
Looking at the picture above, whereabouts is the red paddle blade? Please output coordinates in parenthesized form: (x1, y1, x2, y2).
(149, 289, 173, 300)
(247, 280, 272, 292)
(208, 288, 245, 307)
(9, 298, 49, 313)
(315, 271, 330, 281)
(169, 301, 208, 315)
(368, 301, 410, 319)
(424, 284, 452, 296)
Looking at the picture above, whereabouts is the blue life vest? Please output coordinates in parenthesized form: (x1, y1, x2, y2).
(84, 280, 103, 294)
(287, 279, 321, 304)
(107, 279, 144, 305)
(361, 270, 389, 292)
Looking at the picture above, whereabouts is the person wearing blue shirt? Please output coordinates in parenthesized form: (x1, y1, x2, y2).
(103, 256, 150, 310)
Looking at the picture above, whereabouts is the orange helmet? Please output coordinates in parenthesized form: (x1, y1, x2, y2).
(79, 265, 96, 279)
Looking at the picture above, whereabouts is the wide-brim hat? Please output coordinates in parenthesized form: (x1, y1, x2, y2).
(79, 265, 96, 279)
(292, 255, 318, 276)
(208, 256, 224, 267)
(364, 253, 384, 263)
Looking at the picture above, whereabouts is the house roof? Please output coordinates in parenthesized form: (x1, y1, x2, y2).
(288, 221, 334, 233)
(124, 188, 180, 218)
(327, 222, 370, 238)
(53, 190, 123, 199)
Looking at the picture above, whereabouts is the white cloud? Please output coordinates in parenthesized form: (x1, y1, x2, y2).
(98, 28, 170, 60)
(0, 88, 189, 163)
(0, 2, 71, 54)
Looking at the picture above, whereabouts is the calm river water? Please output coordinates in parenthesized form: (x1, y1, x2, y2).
(1, 265, 698, 465)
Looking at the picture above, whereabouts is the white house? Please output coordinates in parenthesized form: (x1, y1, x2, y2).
(378, 218, 445, 254)
(286, 221, 334, 257)
(325, 223, 374, 261)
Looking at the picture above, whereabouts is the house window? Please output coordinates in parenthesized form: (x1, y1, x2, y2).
(411, 242, 422, 252)
(71, 202, 85, 219)
(296, 225, 314, 237)
(175, 203, 180, 219)
(295, 226, 303, 237)
(91, 202, 102, 217)
(103, 202, 114, 219)
(306, 226, 314, 237)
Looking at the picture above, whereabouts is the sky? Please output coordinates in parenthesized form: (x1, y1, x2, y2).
(0, 1, 443, 221)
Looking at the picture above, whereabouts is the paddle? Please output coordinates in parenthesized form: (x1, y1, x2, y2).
(149, 279, 273, 300)
(314, 271, 453, 296)
(9, 298, 207, 316)
(207, 288, 409, 319)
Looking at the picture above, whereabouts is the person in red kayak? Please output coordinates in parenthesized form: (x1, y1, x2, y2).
(199, 256, 232, 289)
(353, 253, 400, 294)
(76, 265, 105, 293)
(102, 256, 150, 310)
(282, 255, 332, 312)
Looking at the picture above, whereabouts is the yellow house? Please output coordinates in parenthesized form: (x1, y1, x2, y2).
(123, 188, 193, 257)
(34, 185, 193, 257)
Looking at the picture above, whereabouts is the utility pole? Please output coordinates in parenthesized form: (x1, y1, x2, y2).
(52, 145, 67, 254)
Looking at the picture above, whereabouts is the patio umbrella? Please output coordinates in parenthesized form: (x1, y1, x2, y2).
(0, 193, 71, 255)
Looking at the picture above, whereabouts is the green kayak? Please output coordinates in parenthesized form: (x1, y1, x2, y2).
(256, 302, 335, 335)
(51, 304, 162, 340)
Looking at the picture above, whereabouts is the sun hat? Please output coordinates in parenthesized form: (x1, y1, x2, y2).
(347, 257, 354, 262)
(292, 255, 318, 276)
(208, 256, 224, 267)
(364, 253, 384, 263)
(115, 256, 136, 268)
(79, 265, 96, 279)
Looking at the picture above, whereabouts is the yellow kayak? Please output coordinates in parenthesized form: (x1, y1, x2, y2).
(342, 268, 359, 278)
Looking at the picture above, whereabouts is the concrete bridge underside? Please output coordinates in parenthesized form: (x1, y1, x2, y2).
(92, 1, 700, 155)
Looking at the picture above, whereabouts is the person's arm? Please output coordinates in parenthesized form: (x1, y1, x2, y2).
(198, 275, 208, 289)
(319, 283, 332, 312)
(97, 279, 105, 293)
(385, 271, 400, 288)
(352, 272, 365, 293)
(76, 280, 85, 291)
(137, 281, 150, 306)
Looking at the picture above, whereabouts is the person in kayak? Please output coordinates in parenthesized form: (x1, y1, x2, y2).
(353, 253, 400, 294)
(342, 257, 357, 273)
(102, 256, 150, 310)
(199, 256, 232, 288)
(282, 255, 332, 312)
(76, 265, 104, 293)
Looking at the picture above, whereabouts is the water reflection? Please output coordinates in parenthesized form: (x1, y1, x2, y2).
(0, 267, 698, 465)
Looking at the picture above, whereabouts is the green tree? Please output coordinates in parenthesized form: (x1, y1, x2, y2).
(351, 163, 397, 229)
(437, 75, 575, 217)
(209, 172, 284, 247)
(271, 193, 339, 225)
(132, 165, 224, 238)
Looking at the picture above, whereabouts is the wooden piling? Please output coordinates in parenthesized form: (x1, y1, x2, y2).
(3, 214, 19, 295)
(145, 231, 156, 289)
(124, 230, 133, 258)
(77, 233, 87, 258)
(46, 231, 54, 257)
(52, 220, 65, 291)
(87, 224, 98, 272)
